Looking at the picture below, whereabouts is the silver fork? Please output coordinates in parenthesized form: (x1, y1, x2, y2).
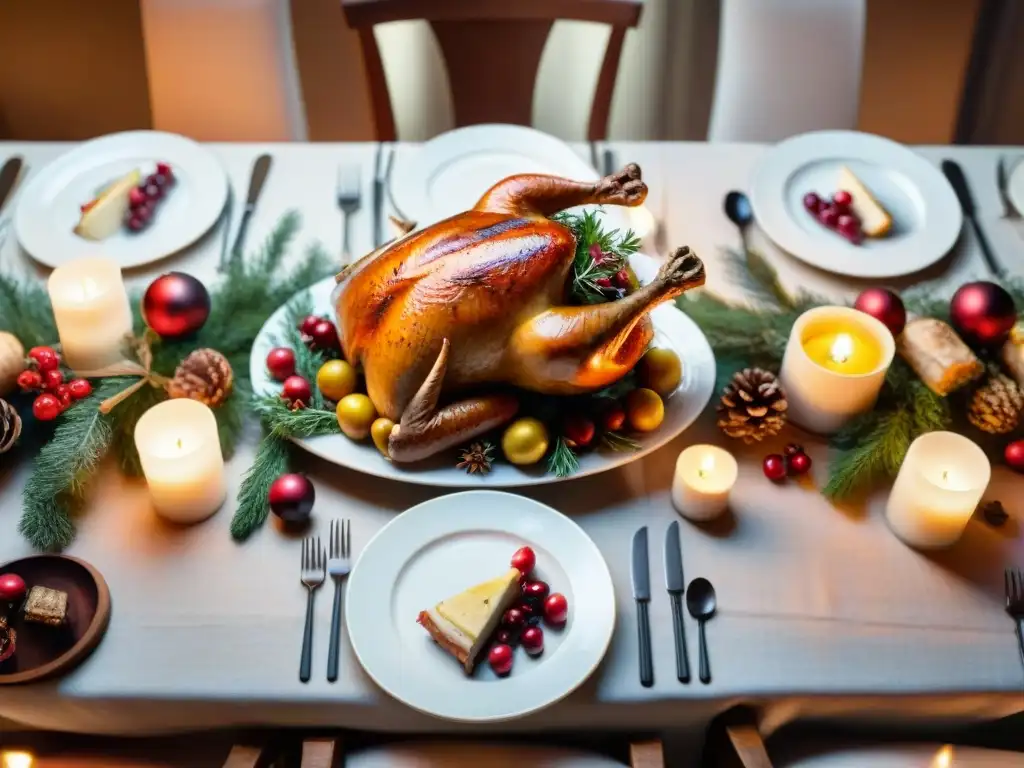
(337, 165, 362, 264)
(1005, 568, 1024, 670)
(326, 519, 353, 682)
(299, 536, 325, 683)
(997, 156, 1021, 219)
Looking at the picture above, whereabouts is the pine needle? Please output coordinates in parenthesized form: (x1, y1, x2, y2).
(251, 395, 340, 438)
(600, 431, 641, 452)
(0, 274, 58, 348)
(231, 430, 291, 541)
(552, 210, 640, 304)
(547, 437, 580, 478)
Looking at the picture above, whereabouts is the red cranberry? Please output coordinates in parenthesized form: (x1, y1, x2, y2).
(54, 384, 73, 409)
(150, 173, 168, 188)
(602, 406, 626, 432)
(68, 378, 92, 400)
(488, 644, 514, 676)
(17, 369, 42, 392)
(502, 607, 527, 629)
(802, 192, 822, 213)
(510, 546, 536, 576)
(596, 277, 612, 289)
(563, 415, 595, 448)
(156, 161, 173, 177)
(129, 187, 148, 207)
(281, 375, 312, 407)
(266, 347, 296, 381)
(762, 454, 787, 482)
(299, 315, 321, 336)
(784, 443, 804, 457)
(787, 451, 812, 476)
(127, 215, 145, 232)
(42, 368, 64, 392)
(614, 269, 630, 288)
(522, 580, 550, 603)
(310, 319, 340, 351)
(32, 393, 62, 421)
(28, 346, 60, 372)
(833, 190, 853, 207)
(818, 206, 840, 228)
(144, 183, 163, 201)
(521, 626, 544, 656)
(494, 629, 516, 646)
(543, 593, 569, 626)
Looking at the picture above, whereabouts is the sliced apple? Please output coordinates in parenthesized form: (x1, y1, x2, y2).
(74, 169, 141, 241)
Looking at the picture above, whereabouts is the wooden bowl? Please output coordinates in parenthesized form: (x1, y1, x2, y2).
(0, 554, 111, 685)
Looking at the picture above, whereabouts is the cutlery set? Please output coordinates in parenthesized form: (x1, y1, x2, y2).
(299, 520, 354, 683)
(632, 522, 717, 687)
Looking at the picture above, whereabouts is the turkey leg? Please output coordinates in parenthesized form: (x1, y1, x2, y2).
(388, 339, 519, 463)
(475, 164, 648, 218)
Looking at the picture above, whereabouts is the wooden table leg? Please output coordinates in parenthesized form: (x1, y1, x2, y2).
(630, 738, 665, 768)
(223, 743, 275, 768)
(301, 737, 343, 768)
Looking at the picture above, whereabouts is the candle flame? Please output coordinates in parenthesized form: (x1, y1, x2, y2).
(829, 333, 854, 364)
(930, 745, 953, 768)
(698, 453, 716, 479)
(176, 438, 183, 451)
(2, 752, 35, 768)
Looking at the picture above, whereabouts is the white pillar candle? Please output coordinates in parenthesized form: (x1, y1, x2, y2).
(47, 257, 133, 374)
(671, 444, 738, 521)
(134, 399, 226, 524)
(885, 431, 990, 549)
(779, 306, 895, 435)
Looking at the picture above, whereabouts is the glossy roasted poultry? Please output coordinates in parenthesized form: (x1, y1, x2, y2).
(333, 164, 705, 463)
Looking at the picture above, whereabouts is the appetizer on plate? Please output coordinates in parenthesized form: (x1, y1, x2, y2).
(74, 162, 176, 240)
(802, 165, 893, 245)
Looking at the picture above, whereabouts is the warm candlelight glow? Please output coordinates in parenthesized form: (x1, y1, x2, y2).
(2, 751, 35, 768)
(830, 333, 853, 363)
(930, 745, 953, 768)
(672, 445, 738, 521)
(698, 453, 716, 479)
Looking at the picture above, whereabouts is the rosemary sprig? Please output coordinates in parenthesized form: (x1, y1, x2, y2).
(546, 437, 580, 478)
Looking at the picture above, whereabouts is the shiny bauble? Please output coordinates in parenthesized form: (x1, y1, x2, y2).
(510, 546, 536, 575)
(0, 572, 26, 603)
(299, 315, 321, 336)
(265, 347, 296, 382)
(853, 288, 906, 337)
(521, 625, 544, 656)
(949, 281, 1016, 347)
(268, 473, 315, 523)
(336, 393, 376, 440)
(563, 414, 595, 449)
(543, 593, 569, 625)
(316, 359, 357, 401)
(370, 417, 395, 457)
(637, 347, 683, 395)
(0, 331, 25, 397)
(488, 643, 514, 676)
(309, 319, 341, 352)
(502, 418, 549, 465)
(625, 388, 665, 432)
(1004, 439, 1024, 474)
(142, 272, 211, 338)
(762, 453, 786, 482)
(280, 375, 312, 408)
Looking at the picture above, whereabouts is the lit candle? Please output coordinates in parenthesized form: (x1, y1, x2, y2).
(671, 445, 738, 521)
(134, 399, 226, 524)
(1, 752, 34, 768)
(885, 431, 990, 549)
(47, 257, 133, 374)
(779, 306, 895, 435)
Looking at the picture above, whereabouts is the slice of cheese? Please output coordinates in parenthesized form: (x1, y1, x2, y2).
(838, 166, 892, 238)
(74, 169, 141, 241)
(435, 568, 520, 641)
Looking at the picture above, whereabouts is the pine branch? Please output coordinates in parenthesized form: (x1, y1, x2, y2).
(251, 395, 339, 438)
(600, 431, 641, 452)
(546, 437, 580, 478)
(231, 430, 291, 541)
(0, 274, 58, 348)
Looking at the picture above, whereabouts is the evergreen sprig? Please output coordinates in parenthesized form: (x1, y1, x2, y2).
(553, 210, 641, 304)
(547, 437, 580, 478)
(232, 432, 291, 541)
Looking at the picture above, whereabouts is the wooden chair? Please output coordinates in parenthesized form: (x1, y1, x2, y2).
(339, 0, 643, 141)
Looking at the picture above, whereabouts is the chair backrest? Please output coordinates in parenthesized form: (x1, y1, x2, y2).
(340, 0, 643, 141)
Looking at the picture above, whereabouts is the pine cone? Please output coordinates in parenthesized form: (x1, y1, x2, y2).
(968, 373, 1023, 434)
(167, 349, 234, 407)
(456, 441, 494, 474)
(717, 367, 788, 443)
(0, 398, 21, 455)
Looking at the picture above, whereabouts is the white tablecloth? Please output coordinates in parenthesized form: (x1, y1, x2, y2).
(0, 141, 1022, 738)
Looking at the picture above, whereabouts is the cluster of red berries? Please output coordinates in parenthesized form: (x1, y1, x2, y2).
(803, 190, 864, 245)
(15, 346, 93, 421)
(126, 162, 175, 233)
(762, 443, 812, 482)
(590, 245, 631, 292)
(298, 314, 341, 355)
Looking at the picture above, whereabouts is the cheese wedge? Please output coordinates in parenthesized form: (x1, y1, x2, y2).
(74, 169, 141, 241)
(838, 166, 892, 238)
(417, 567, 521, 674)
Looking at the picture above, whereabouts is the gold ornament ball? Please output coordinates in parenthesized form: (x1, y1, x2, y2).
(336, 393, 377, 440)
(371, 417, 395, 457)
(625, 388, 665, 432)
(502, 417, 549, 466)
(637, 348, 682, 396)
(317, 359, 358, 401)
(0, 332, 26, 397)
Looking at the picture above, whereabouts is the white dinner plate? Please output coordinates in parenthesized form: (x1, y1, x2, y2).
(1008, 156, 1024, 218)
(750, 130, 962, 278)
(345, 491, 615, 722)
(14, 131, 227, 269)
(248, 252, 716, 488)
(390, 124, 630, 232)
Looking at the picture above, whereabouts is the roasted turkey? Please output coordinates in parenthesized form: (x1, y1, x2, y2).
(333, 164, 705, 463)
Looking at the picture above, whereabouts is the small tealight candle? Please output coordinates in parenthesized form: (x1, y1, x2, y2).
(671, 445, 738, 521)
(779, 306, 895, 435)
(885, 431, 990, 549)
(47, 257, 133, 374)
(134, 399, 226, 524)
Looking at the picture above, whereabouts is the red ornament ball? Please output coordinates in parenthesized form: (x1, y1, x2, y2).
(510, 546, 536, 576)
(521, 625, 545, 656)
(787, 451, 812, 476)
(28, 346, 60, 372)
(142, 272, 211, 339)
(563, 414, 595, 449)
(32, 393, 62, 421)
(762, 453, 787, 482)
(309, 319, 341, 352)
(949, 281, 1016, 347)
(854, 288, 906, 337)
(299, 315, 321, 336)
(488, 643, 514, 676)
(1004, 440, 1024, 474)
(0, 572, 26, 603)
(266, 347, 296, 382)
(268, 473, 315, 523)
(68, 378, 92, 400)
(543, 592, 569, 625)
(281, 375, 312, 407)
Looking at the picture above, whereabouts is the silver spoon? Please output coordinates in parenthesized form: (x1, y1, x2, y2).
(686, 577, 717, 684)
(724, 190, 753, 252)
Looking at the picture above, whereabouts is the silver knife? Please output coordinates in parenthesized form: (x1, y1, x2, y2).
(631, 526, 654, 687)
(372, 143, 386, 248)
(0, 157, 24, 213)
(229, 154, 272, 263)
(664, 521, 691, 683)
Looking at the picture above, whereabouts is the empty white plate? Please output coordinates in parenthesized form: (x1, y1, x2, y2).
(750, 130, 962, 278)
(391, 124, 630, 232)
(15, 131, 227, 269)
(345, 491, 615, 722)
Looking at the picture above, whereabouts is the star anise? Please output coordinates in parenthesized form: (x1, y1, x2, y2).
(456, 441, 495, 474)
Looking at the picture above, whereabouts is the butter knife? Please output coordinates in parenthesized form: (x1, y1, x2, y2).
(631, 526, 654, 687)
(941, 159, 1004, 277)
(229, 154, 272, 263)
(0, 156, 24, 213)
(664, 521, 690, 683)
(372, 143, 386, 248)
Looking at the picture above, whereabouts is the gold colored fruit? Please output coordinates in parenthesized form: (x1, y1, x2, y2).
(371, 417, 395, 457)
(625, 388, 664, 432)
(501, 417, 549, 466)
(638, 347, 682, 396)
(317, 359, 358, 401)
(336, 393, 377, 439)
